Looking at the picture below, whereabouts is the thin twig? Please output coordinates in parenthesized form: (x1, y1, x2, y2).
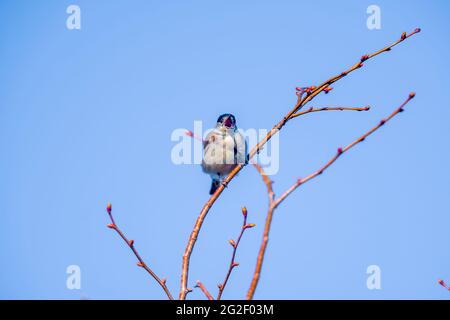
(298, 28, 421, 109)
(246, 93, 416, 299)
(290, 106, 370, 119)
(105, 203, 174, 300)
(438, 279, 450, 291)
(252, 163, 275, 205)
(179, 28, 420, 300)
(217, 207, 255, 300)
(185, 130, 205, 143)
(196, 280, 214, 300)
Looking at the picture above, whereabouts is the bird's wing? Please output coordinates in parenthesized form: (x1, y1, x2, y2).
(233, 130, 247, 164)
(203, 130, 216, 150)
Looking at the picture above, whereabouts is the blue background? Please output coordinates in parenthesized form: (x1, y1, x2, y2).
(1, 0, 449, 299)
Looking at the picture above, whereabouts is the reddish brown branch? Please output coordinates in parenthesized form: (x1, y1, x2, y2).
(246, 93, 416, 299)
(290, 106, 370, 119)
(217, 207, 255, 300)
(105, 203, 173, 300)
(438, 279, 450, 291)
(276, 94, 414, 207)
(252, 163, 275, 204)
(179, 28, 420, 300)
(298, 28, 421, 108)
(196, 280, 214, 300)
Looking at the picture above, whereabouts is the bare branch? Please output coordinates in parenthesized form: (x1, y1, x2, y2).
(217, 207, 255, 300)
(290, 106, 370, 119)
(298, 28, 421, 108)
(438, 279, 450, 291)
(252, 163, 275, 205)
(246, 93, 416, 299)
(195, 280, 214, 300)
(105, 203, 173, 300)
(179, 28, 420, 300)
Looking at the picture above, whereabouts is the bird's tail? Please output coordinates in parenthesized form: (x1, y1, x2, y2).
(209, 179, 220, 195)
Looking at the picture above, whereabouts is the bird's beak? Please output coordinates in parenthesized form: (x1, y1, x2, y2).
(224, 117, 233, 128)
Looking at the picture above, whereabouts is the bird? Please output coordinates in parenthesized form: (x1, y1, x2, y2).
(202, 114, 247, 194)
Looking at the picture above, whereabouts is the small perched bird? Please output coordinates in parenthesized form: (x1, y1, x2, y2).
(202, 114, 247, 194)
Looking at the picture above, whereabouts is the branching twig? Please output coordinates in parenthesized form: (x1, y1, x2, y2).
(195, 280, 214, 300)
(298, 28, 421, 109)
(179, 28, 420, 300)
(217, 207, 255, 300)
(252, 163, 275, 205)
(246, 93, 416, 299)
(105, 203, 174, 300)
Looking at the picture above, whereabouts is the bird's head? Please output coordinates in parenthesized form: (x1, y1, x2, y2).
(216, 113, 236, 130)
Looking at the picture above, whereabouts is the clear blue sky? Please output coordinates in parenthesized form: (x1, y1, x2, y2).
(1, 0, 449, 299)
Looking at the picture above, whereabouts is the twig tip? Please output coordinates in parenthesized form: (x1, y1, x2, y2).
(241, 206, 247, 218)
